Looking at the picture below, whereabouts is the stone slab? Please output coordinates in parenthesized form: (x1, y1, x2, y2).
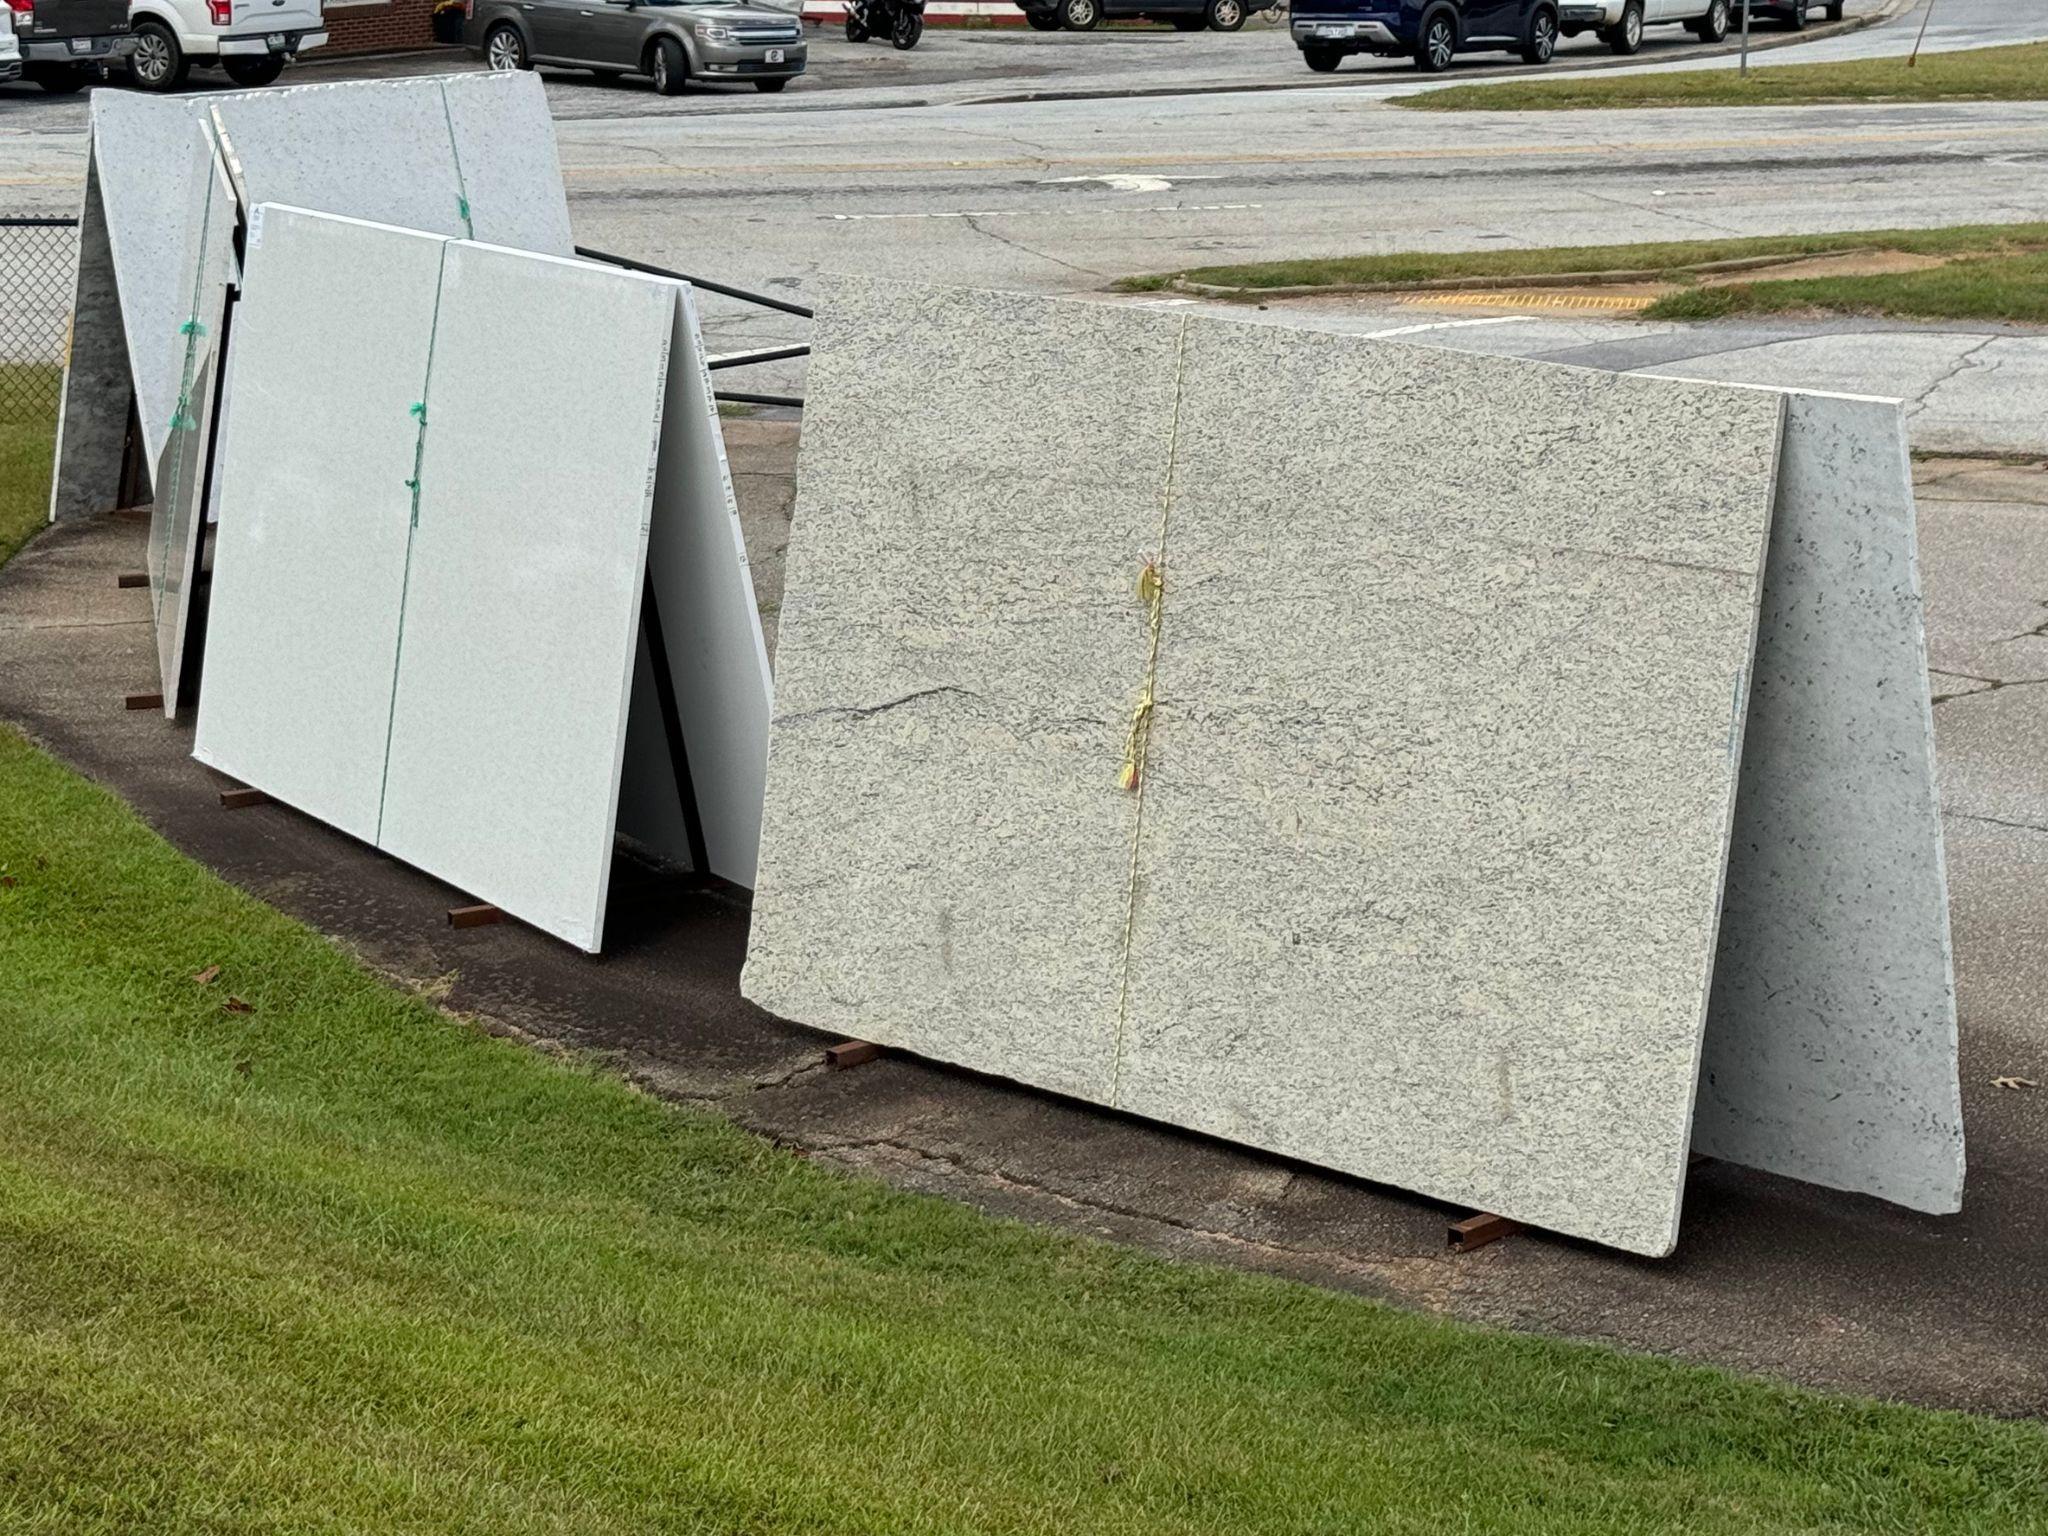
(745, 280, 1784, 1255)
(144, 122, 238, 719)
(619, 285, 775, 889)
(1693, 391, 1965, 1214)
(192, 209, 448, 846)
(46, 149, 130, 524)
(53, 73, 569, 517)
(373, 242, 675, 953)
(745, 282, 1190, 1106)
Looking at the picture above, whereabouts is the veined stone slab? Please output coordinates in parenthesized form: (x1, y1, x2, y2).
(144, 122, 239, 719)
(744, 278, 1786, 1256)
(374, 242, 676, 953)
(50, 73, 568, 519)
(193, 209, 447, 845)
(745, 284, 1190, 1104)
(1693, 391, 1964, 1212)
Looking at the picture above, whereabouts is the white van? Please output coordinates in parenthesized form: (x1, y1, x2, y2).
(1557, 0, 1731, 52)
(125, 0, 326, 90)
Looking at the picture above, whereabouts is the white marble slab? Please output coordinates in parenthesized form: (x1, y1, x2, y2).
(145, 122, 239, 719)
(1693, 390, 1964, 1212)
(745, 278, 1787, 1256)
(192, 209, 448, 844)
(374, 242, 675, 953)
(54, 73, 568, 512)
(621, 287, 775, 889)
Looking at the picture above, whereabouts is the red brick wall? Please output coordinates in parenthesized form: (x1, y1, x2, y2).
(321, 0, 446, 54)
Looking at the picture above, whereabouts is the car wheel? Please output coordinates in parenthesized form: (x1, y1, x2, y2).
(650, 34, 687, 92)
(1062, 0, 1100, 29)
(892, 10, 922, 46)
(1605, 0, 1643, 54)
(1413, 8, 1454, 70)
(1692, 0, 1729, 41)
(484, 23, 529, 71)
(754, 76, 788, 90)
(1301, 42, 1341, 70)
(1521, 2, 1557, 62)
(1783, 0, 1808, 28)
(1824, 0, 1843, 16)
(1026, 8, 1063, 25)
(1205, 0, 1245, 30)
(127, 19, 189, 92)
(221, 54, 284, 86)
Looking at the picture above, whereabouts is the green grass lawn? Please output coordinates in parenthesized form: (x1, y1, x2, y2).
(1116, 222, 2048, 324)
(1, 364, 60, 566)
(1403, 39, 2048, 111)
(4, 732, 2048, 1532)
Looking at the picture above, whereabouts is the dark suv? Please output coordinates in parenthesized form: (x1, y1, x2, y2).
(1291, 0, 1557, 71)
(1014, 0, 1251, 29)
(10, 0, 134, 92)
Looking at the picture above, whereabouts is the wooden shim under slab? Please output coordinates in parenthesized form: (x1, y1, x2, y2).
(117, 572, 148, 589)
(448, 903, 504, 930)
(124, 691, 164, 711)
(1449, 1212, 1525, 1252)
(218, 787, 272, 810)
(826, 1040, 884, 1071)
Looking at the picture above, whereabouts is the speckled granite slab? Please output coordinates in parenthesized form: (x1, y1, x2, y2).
(1693, 390, 1964, 1212)
(51, 73, 568, 520)
(743, 279, 1785, 1255)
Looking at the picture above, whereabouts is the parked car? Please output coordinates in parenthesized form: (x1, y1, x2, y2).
(0, 3, 22, 80)
(7, 0, 135, 92)
(1741, 0, 1833, 27)
(124, 0, 327, 92)
(1015, 0, 1252, 32)
(1292, 1, 1559, 72)
(1557, 0, 1729, 52)
(466, 0, 806, 94)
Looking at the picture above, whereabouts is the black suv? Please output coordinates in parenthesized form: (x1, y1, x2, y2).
(11, 0, 134, 92)
(1291, 0, 1558, 72)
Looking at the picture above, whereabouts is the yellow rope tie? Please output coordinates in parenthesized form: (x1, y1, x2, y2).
(1110, 315, 1191, 1107)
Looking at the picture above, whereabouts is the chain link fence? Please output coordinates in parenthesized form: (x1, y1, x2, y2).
(1, 216, 80, 430)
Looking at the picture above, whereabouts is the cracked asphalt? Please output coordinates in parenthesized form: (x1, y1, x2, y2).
(3, 423, 2044, 1415)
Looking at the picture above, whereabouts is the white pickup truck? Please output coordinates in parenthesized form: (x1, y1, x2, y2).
(125, 0, 326, 90)
(1556, 0, 1731, 52)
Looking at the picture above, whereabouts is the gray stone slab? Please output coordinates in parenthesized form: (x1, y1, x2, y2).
(1117, 320, 1783, 1259)
(374, 242, 675, 952)
(744, 281, 1785, 1255)
(144, 123, 238, 719)
(1693, 392, 1965, 1214)
(55, 73, 569, 516)
(47, 149, 131, 524)
(744, 281, 1190, 1106)
(192, 210, 448, 845)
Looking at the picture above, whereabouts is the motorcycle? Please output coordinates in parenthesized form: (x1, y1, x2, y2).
(845, 0, 925, 49)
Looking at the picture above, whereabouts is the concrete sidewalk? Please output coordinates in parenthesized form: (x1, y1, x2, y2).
(3, 418, 2042, 1414)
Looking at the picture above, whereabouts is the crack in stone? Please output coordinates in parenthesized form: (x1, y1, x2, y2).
(1951, 810, 2048, 837)
(1906, 334, 2002, 421)
(777, 685, 977, 725)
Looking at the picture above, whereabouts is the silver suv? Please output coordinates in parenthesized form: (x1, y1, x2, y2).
(465, 0, 806, 94)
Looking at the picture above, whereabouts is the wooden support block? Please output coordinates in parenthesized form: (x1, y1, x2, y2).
(218, 787, 272, 810)
(1448, 1212, 1524, 1253)
(117, 572, 148, 589)
(447, 903, 504, 930)
(825, 1039, 884, 1071)
(124, 691, 164, 712)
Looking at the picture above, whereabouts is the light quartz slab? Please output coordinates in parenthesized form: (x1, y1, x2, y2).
(744, 278, 1787, 1256)
(50, 72, 569, 519)
(144, 123, 239, 719)
(1693, 390, 1965, 1212)
(623, 286, 775, 889)
(192, 210, 448, 846)
(373, 241, 675, 954)
(196, 208, 772, 950)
